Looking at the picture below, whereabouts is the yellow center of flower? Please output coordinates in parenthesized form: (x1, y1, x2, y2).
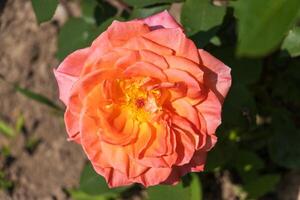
(120, 79, 160, 122)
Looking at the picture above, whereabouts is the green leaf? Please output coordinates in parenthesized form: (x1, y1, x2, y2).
(31, 0, 58, 23)
(222, 85, 256, 126)
(81, 0, 99, 24)
(25, 137, 41, 154)
(234, 0, 300, 57)
(0, 146, 11, 158)
(71, 190, 106, 200)
(0, 120, 14, 137)
(268, 110, 300, 169)
(205, 135, 237, 171)
(91, 17, 119, 40)
(130, 5, 170, 19)
(94, 1, 117, 26)
(243, 174, 280, 199)
(15, 114, 25, 134)
(181, 0, 226, 45)
(233, 150, 264, 182)
(79, 164, 127, 196)
(148, 182, 189, 200)
(271, 61, 300, 105)
(210, 36, 222, 46)
(147, 174, 202, 200)
(281, 27, 300, 57)
(57, 18, 94, 60)
(190, 174, 203, 200)
(123, 0, 182, 7)
(0, 171, 13, 190)
(57, 17, 116, 60)
(211, 47, 262, 85)
(15, 85, 62, 111)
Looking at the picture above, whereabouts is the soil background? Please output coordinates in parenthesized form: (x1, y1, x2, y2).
(0, 0, 299, 200)
(0, 0, 85, 199)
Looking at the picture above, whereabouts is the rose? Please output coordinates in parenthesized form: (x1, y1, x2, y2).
(54, 11, 231, 187)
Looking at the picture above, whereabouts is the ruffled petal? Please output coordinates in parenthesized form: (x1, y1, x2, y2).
(198, 49, 231, 101)
(164, 68, 203, 103)
(162, 151, 206, 185)
(196, 49, 231, 135)
(173, 127, 195, 165)
(83, 84, 138, 146)
(144, 28, 199, 63)
(123, 62, 167, 81)
(64, 107, 80, 143)
(100, 142, 130, 176)
(53, 69, 77, 105)
(54, 48, 90, 105)
(56, 48, 90, 77)
(124, 36, 174, 56)
(80, 50, 122, 76)
(143, 10, 182, 30)
(139, 50, 169, 70)
(107, 20, 150, 47)
(164, 55, 203, 82)
(171, 99, 200, 130)
(80, 109, 110, 169)
(139, 167, 172, 187)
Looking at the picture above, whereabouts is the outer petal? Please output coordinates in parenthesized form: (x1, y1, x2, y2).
(144, 28, 199, 63)
(198, 49, 231, 101)
(54, 48, 90, 105)
(56, 48, 90, 76)
(197, 49, 231, 135)
(124, 36, 174, 56)
(164, 68, 203, 102)
(106, 20, 150, 47)
(172, 127, 196, 166)
(64, 107, 80, 143)
(143, 10, 182, 30)
(123, 62, 167, 81)
(164, 55, 203, 82)
(53, 70, 77, 105)
(139, 167, 172, 187)
(163, 151, 207, 185)
(80, 109, 111, 169)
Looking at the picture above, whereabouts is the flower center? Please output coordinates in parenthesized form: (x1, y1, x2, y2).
(135, 98, 145, 108)
(119, 79, 161, 122)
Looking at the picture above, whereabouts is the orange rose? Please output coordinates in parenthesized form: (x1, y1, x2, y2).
(54, 11, 231, 187)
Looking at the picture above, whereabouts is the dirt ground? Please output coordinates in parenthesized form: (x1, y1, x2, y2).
(0, 0, 299, 200)
(0, 0, 85, 199)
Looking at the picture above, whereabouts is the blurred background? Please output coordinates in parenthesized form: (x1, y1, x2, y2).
(0, 0, 300, 199)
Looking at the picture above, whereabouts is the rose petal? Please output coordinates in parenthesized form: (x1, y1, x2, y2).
(198, 49, 231, 101)
(139, 167, 172, 187)
(123, 61, 167, 81)
(173, 127, 195, 165)
(162, 150, 206, 185)
(164, 55, 204, 82)
(64, 107, 80, 143)
(80, 111, 110, 169)
(56, 48, 90, 77)
(53, 69, 77, 105)
(196, 49, 231, 135)
(164, 68, 203, 102)
(143, 10, 182, 30)
(139, 49, 169, 69)
(124, 36, 174, 56)
(144, 28, 199, 63)
(107, 20, 150, 47)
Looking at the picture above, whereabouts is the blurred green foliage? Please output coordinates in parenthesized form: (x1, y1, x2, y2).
(234, 0, 300, 57)
(31, 0, 58, 23)
(28, 0, 300, 199)
(147, 174, 202, 200)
